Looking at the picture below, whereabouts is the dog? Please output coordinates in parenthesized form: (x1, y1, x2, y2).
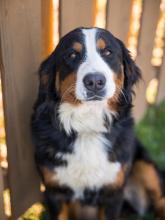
(31, 27, 165, 220)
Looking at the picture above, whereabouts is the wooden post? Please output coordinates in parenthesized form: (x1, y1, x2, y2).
(60, 0, 96, 37)
(106, 0, 132, 44)
(134, 0, 160, 120)
(0, 0, 41, 218)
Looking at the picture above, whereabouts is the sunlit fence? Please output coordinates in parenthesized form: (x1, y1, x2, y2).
(0, 0, 165, 219)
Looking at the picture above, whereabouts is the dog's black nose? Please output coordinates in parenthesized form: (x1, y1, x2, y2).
(83, 73, 106, 91)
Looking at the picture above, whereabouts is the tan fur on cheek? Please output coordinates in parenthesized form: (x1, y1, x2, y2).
(59, 73, 80, 105)
(108, 67, 124, 112)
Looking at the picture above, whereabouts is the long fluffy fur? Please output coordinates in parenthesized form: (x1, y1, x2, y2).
(31, 27, 165, 220)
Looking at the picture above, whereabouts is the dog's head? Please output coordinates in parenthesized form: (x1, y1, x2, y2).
(38, 27, 141, 113)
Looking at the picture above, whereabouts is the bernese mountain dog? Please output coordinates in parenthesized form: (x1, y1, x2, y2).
(31, 27, 165, 220)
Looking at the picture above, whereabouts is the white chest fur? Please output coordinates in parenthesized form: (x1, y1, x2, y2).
(55, 133, 121, 198)
(58, 101, 114, 134)
(57, 102, 121, 198)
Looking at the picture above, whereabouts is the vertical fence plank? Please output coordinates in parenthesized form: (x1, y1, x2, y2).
(41, 0, 54, 58)
(60, 0, 96, 36)
(157, 56, 165, 103)
(0, 167, 5, 220)
(134, 0, 160, 120)
(0, 0, 41, 218)
(106, 0, 132, 44)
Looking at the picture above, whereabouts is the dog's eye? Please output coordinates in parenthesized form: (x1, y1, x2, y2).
(101, 48, 111, 57)
(68, 51, 77, 59)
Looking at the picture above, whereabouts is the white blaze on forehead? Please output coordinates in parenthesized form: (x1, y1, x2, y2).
(75, 28, 116, 100)
(82, 28, 98, 69)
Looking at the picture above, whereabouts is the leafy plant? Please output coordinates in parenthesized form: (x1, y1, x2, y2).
(136, 100, 165, 170)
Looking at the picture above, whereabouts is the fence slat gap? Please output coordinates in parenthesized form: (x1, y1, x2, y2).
(151, 0, 165, 67)
(145, 0, 165, 104)
(52, 0, 60, 49)
(134, 0, 161, 120)
(127, 0, 143, 59)
(0, 166, 6, 220)
(94, 0, 107, 28)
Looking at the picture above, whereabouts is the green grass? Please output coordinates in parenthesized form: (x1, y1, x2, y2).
(20, 100, 165, 220)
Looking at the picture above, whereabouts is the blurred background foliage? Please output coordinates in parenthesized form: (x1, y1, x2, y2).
(136, 100, 165, 170)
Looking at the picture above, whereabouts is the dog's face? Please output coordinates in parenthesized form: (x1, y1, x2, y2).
(39, 27, 141, 111)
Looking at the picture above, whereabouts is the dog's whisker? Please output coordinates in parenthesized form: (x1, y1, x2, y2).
(60, 84, 76, 101)
(116, 87, 129, 104)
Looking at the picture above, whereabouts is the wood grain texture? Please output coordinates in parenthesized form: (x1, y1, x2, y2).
(60, 0, 96, 37)
(0, 0, 41, 218)
(106, 0, 132, 44)
(134, 0, 160, 120)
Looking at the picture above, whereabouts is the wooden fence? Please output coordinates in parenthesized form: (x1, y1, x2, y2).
(0, 0, 165, 219)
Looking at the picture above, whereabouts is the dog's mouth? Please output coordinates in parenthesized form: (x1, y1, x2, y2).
(85, 89, 106, 101)
(86, 96, 104, 101)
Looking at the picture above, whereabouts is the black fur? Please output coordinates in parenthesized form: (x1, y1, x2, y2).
(31, 27, 164, 220)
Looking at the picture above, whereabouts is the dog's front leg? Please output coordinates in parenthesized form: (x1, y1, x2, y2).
(99, 189, 123, 220)
(44, 189, 69, 220)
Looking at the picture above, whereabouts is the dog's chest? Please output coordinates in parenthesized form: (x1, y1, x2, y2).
(56, 102, 120, 198)
(55, 133, 121, 198)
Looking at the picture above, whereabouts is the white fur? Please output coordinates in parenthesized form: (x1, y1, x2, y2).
(57, 29, 120, 199)
(58, 101, 114, 135)
(57, 102, 120, 199)
(55, 132, 121, 199)
(76, 28, 116, 101)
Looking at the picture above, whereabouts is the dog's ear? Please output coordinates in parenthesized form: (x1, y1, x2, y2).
(117, 39, 141, 90)
(37, 51, 58, 104)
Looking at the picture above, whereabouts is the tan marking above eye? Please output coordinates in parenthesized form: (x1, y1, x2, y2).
(97, 38, 106, 50)
(72, 42, 83, 52)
